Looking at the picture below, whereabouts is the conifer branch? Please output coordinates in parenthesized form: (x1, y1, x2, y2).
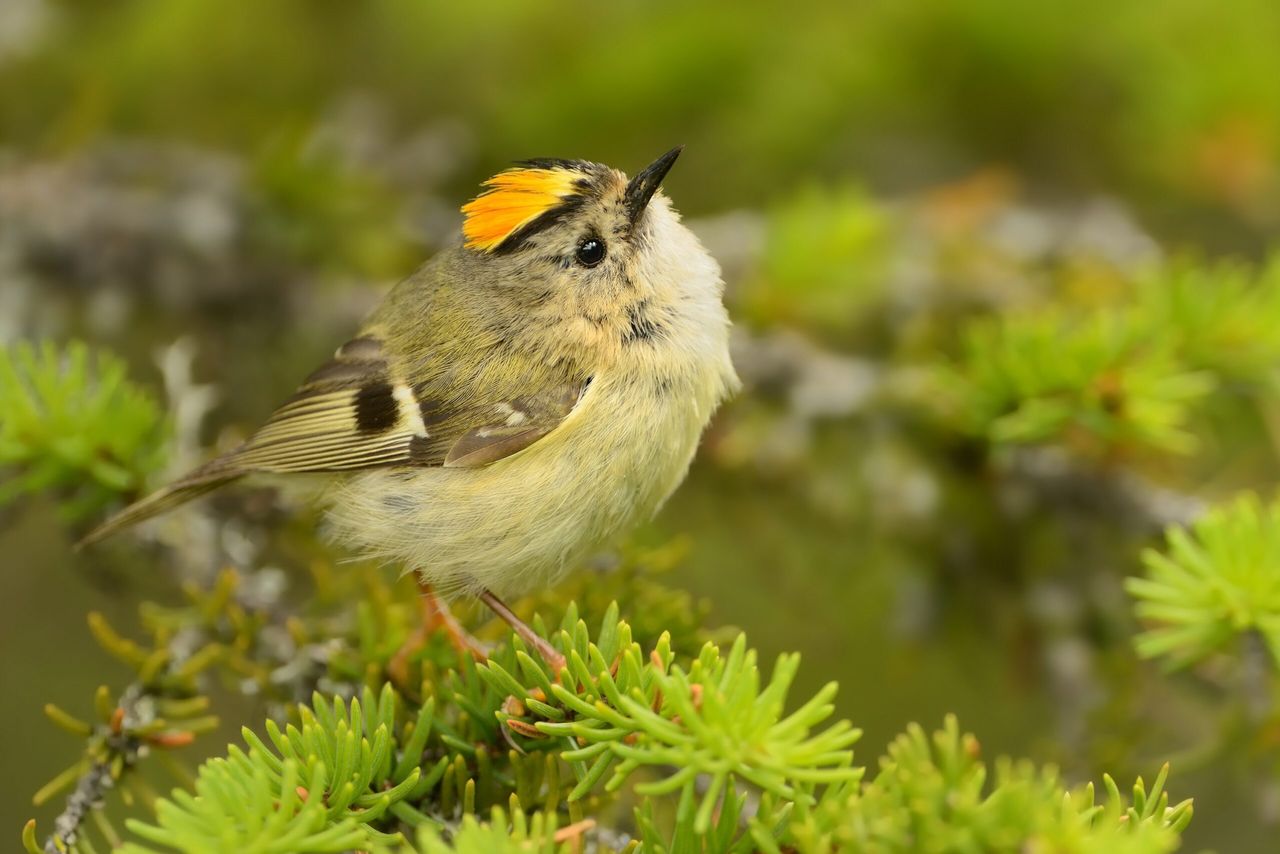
(29, 631, 219, 854)
(1128, 492, 1280, 669)
(0, 341, 167, 523)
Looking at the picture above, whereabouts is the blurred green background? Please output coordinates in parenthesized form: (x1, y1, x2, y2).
(4, 1, 1280, 849)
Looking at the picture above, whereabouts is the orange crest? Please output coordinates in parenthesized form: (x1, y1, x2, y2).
(462, 167, 582, 252)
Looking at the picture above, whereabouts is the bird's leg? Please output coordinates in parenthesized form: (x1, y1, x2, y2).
(389, 578, 488, 685)
(479, 588, 567, 676)
(423, 582, 491, 660)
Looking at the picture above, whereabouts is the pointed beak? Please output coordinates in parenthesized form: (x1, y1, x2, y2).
(624, 145, 683, 229)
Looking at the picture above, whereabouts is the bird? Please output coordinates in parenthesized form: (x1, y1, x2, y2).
(80, 146, 738, 672)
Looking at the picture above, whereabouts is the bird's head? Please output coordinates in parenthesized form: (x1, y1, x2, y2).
(460, 147, 706, 296)
(448, 147, 727, 373)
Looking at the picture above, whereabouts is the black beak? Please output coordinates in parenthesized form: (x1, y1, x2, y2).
(624, 145, 683, 229)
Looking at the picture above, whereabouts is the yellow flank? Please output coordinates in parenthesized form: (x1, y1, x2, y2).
(462, 167, 581, 251)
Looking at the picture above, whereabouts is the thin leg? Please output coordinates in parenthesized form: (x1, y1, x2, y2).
(389, 579, 488, 686)
(479, 588, 567, 675)
(420, 581, 489, 660)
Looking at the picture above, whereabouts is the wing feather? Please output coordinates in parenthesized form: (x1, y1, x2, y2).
(80, 332, 592, 543)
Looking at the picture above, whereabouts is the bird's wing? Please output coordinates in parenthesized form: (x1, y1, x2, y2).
(79, 334, 590, 544)
(229, 335, 588, 472)
(226, 335, 430, 473)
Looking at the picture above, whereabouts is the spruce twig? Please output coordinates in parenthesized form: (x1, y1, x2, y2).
(33, 634, 211, 854)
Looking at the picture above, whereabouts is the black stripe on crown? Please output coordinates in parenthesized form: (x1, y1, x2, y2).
(513, 158, 597, 172)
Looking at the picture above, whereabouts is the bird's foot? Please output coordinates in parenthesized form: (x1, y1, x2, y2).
(389, 581, 489, 687)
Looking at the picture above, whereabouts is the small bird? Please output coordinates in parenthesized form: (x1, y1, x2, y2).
(82, 147, 738, 669)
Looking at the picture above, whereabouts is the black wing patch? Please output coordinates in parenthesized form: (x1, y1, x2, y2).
(229, 338, 590, 473)
(227, 337, 423, 473)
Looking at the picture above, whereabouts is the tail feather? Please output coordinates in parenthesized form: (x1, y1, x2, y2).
(76, 471, 240, 549)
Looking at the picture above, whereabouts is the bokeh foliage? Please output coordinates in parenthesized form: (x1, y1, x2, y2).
(3, 0, 1280, 246)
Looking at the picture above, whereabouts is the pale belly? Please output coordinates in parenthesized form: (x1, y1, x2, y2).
(325, 370, 714, 597)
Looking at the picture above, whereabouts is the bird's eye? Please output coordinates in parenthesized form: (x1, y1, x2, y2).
(575, 237, 606, 268)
